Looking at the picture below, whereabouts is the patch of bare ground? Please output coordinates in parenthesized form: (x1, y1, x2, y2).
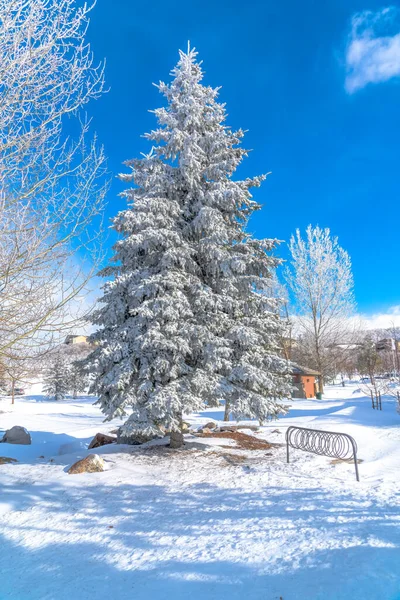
(221, 452, 272, 466)
(127, 444, 201, 461)
(196, 430, 277, 451)
(116, 433, 279, 475)
(218, 453, 248, 466)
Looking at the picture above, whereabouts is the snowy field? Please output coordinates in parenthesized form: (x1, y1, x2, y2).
(0, 385, 400, 600)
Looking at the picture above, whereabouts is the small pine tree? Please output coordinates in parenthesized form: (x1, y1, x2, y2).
(43, 353, 70, 401)
(69, 361, 89, 399)
(88, 47, 291, 446)
(63, 342, 92, 398)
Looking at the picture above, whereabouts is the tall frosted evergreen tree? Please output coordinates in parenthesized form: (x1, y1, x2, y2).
(89, 48, 290, 447)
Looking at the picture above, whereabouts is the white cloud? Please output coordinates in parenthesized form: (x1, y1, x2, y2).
(359, 305, 400, 330)
(345, 7, 400, 93)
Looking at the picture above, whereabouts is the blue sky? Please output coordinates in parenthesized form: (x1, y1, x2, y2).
(86, 0, 400, 323)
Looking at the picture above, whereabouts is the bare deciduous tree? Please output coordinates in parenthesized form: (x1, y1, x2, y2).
(0, 0, 108, 357)
(267, 277, 293, 362)
(286, 225, 356, 392)
(356, 333, 385, 397)
(385, 323, 400, 378)
(0, 336, 52, 403)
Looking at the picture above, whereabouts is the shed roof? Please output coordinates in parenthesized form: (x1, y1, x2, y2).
(291, 363, 320, 376)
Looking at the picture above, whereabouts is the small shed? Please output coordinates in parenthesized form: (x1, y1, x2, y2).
(291, 364, 320, 399)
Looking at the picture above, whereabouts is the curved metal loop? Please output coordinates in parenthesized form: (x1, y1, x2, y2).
(286, 426, 359, 481)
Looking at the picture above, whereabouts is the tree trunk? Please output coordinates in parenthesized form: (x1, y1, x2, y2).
(316, 350, 324, 394)
(169, 429, 184, 449)
(223, 400, 230, 422)
(318, 373, 324, 394)
(169, 412, 184, 448)
(11, 379, 15, 405)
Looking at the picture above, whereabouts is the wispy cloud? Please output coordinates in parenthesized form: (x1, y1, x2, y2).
(345, 7, 400, 93)
(360, 305, 400, 330)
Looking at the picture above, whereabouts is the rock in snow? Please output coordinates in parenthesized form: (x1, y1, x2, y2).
(203, 421, 218, 430)
(68, 454, 105, 474)
(88, 433, 117, 449)
(1, 426, 31, 445)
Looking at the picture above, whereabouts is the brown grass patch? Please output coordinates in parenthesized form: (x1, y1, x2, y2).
(220, 453, 248, 465)
(207, 449, 275, 469)
(197, 430, 275, 451)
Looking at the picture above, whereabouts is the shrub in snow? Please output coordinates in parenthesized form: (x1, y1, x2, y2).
(87, 47, 291, 447)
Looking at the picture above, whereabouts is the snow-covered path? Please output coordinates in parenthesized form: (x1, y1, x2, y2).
(0, 386, 399, 600)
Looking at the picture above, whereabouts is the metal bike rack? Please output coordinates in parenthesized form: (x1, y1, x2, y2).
(286, 425, 360, 482)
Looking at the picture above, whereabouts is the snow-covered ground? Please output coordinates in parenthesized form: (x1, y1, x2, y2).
(0, 385, 400, 600)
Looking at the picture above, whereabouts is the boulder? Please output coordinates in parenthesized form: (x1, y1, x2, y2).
(68, 454, 105, 475)
(88, 433, 117, 449)
(198, 427, 213, 434)
(220, 425, 259, 432)
(203, 421, 217, 430)
(1, 426, 31, 445)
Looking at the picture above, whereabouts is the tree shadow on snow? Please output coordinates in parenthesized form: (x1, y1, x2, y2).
(23, 394, 96, 404)
(0, 430, 92, 464)
(281, 396, 399, 428)
(198, 396, 399, 430)
(0, 477, 400, 600)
